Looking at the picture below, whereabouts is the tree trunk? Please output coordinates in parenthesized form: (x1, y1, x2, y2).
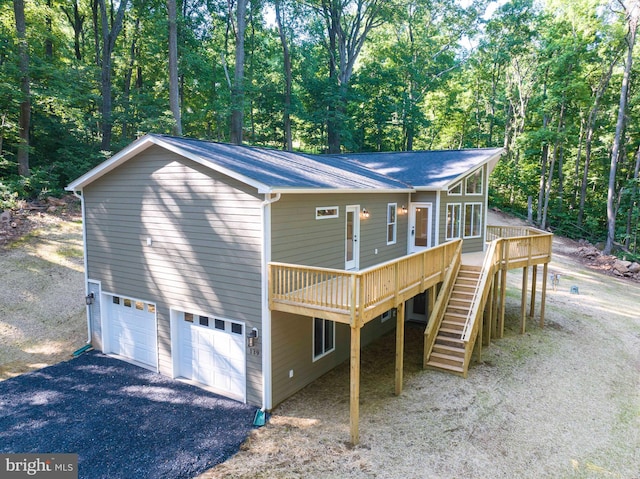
(274, 0, 292, 150)
(13, 0, 30, 177)
(167, 0, 182, 136)
(605, 3, 638, 254)
(625, 145, 640, 245)
(230, 0, 247, 145)
(98, 0, 128, 152)
(62, 0, 85, 61)
(121, 19, 139, 141)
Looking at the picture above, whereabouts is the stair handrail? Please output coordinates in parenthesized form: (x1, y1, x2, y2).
(423, 240, 463, 366)
(460, 239, 500, 343)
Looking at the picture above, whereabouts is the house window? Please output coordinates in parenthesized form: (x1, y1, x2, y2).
(465, 169, 483, 195)
(387, 203, 397, 245)
(313, 318, 335, 360)
(464, 203, 482, 238)
(446, 203, 462, 240)
(316, 207, 339, 219)
(448, 182, 462, 195)
(381, 310, 393, 323)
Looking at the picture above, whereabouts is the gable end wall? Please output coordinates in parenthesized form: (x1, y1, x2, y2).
(83, 145, 264, 405)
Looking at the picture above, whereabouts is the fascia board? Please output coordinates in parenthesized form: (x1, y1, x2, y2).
(65, 135, 157, 191)
(65, 134, 270, 194)
(268, 187, 416, 194)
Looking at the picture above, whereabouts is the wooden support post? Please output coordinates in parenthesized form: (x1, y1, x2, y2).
(540, 263, 548, 328)
(350, 324, 361, 446)
(395, 302, 405, 396)
(529, 265, 537, 318)
(499, 265, 507, 339)
(491, 272, 499, 339)
(484, 283, 492, 347)
(428, 285, 435, 315)
(477, 312, 483, 362)
(520, 266, 528, 334)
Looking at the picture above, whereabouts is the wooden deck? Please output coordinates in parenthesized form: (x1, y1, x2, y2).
(268, 225, 553, 445)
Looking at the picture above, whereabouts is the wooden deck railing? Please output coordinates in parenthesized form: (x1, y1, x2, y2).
(269, 226, 552, 328)
(269, 240, 462, 326)
(458, 226, 553, 347)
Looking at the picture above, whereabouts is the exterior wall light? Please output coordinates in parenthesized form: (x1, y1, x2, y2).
(361, 208, 370, 219)
(248, 327, 259, 347)
(85, 292, 95, 305)
(401, 205, 408, 214)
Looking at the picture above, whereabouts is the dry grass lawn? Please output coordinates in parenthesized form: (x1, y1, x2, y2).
(1, 211, 638, 479)
(203, 212, 640, 479)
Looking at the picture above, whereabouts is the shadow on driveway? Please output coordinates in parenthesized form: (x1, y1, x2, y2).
(0, 352, 257, 478)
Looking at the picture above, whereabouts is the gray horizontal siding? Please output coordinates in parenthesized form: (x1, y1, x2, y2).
(85, 145, 264, 406)
(272, 193, 411, 269)
(271, 311, 397, 407)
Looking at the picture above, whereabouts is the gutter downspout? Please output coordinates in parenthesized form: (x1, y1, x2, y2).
(261, 192, 281, 413)
(72, 190, 93, 345)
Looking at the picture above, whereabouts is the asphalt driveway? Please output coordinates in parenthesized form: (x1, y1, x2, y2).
(0, 351, 257, 478)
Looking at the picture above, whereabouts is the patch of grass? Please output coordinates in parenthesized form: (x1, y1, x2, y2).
(57, 246, 83, 259)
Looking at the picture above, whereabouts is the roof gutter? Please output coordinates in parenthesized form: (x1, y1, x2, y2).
(260, 192, 281, 412)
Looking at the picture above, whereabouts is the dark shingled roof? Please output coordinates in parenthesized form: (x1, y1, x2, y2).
(67, 134, 503, 193)
(335, 148, 504, 190)
(155, 135, 413, 191)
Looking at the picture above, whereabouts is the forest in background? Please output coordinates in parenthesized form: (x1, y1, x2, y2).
(1, 0, 639, 257)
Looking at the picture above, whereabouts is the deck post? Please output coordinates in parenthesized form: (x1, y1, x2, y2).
(491, 271, 499, 339)
(520, 266, 528, 334)
(499, 248, 508, 339)
(395, 302, 405, 396)
(540, 263, 548, 328)
(529, 265, 537, 318)
(350, 324, 361, 446)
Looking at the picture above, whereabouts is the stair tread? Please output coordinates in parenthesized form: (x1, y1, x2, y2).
(430, 351, 465, 362)
(433, 344, 465, 354)
(426, 361, 465, 373)
(436, 334, 464, 342)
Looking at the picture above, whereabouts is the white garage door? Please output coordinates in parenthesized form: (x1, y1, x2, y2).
(106, 295, 158, 369)
(178, 313, 246, 400)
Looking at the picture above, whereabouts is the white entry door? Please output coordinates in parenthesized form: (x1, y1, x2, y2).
(178, 314, 246, 401)
(409, 203, 433, 253)
(345, 205, 360, 270)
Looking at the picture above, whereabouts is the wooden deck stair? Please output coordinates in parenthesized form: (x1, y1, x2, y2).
(425, 265, 482, 376)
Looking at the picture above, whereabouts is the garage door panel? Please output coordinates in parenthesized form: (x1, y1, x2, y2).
(106, 295, 157, 369)
(178, 315, 246, 400)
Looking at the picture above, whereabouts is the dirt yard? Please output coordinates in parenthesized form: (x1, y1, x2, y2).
(1, 210, 639, 478)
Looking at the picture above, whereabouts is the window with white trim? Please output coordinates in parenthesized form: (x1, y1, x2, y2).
(448, 182, 462, 195)
(464, 203, 482, 238)
(446, 203, 462, 240)
(465, 168, 483, 195)
(313, 318, 335, 360)
(316, 207, 339, 219)
(387, 203, 397, 244)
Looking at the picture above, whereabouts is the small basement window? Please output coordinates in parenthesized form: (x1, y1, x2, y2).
(313, 318, 335, 360)
(316, 207, 339, 219)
